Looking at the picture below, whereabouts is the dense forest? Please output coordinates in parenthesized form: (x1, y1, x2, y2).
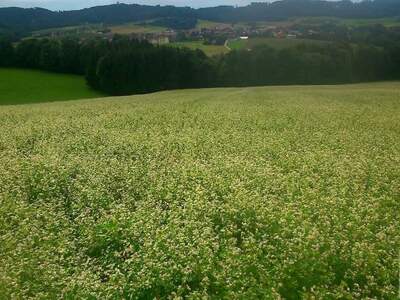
(1, 25, 399, 95)
(0, 0, 400, 33)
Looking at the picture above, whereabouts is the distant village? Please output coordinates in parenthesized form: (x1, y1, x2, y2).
(32, 20, 319, 46)
(105, 23, 312, 45)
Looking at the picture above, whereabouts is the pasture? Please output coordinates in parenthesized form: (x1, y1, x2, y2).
(108, 22, 167, 35)
(196, 19, 231, 30)
(31, 24, 104, 38)
(298, 16, 400, 27)
(168, 41, 229, 56)
(233, 16, 400, 30)
(0, 68, 103, 105)
(0, 82, 398, 298)
(228, 37, 329, 51)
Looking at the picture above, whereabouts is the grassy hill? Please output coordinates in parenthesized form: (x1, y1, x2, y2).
(0, 68, 104, 105)
(0, 82, 398, 298)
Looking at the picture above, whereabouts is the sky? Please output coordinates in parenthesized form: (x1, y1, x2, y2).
(0, 0, 267, 10)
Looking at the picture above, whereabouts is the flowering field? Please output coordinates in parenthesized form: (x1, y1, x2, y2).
(0, 82, 399, 299)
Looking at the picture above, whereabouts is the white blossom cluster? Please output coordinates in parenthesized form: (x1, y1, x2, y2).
(0, 83, 399, 299)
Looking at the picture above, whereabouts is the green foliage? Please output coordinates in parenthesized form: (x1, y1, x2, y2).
(0, 83, 399, 298)
(91, 39, 216, 95)
(0, 68, 103, 105)
(219, 43, 392, 86)
(0, 37, 14, 67)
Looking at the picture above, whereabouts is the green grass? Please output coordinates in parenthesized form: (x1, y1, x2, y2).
(31, 22, 168, 37)
(0, 68, 104, 105)
(230, 17, 400, 34)
(0, 82, 399, 298)
(227, 38, 247, 50)
(196, 19, 231, 30)
(109, 23, 167, 34)
(228, 37, 329, 51)
(298, 16, 400, 27)
(31, 24, 105, 38)
(168, 41, 229, 56)
(340, 17, 400, 27)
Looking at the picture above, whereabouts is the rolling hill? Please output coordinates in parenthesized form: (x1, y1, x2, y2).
(1, 0, 400, 33)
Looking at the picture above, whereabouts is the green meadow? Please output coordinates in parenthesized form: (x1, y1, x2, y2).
(298, 16, 400, 27)
(168, 41, 229, 56)
(196, 19, 231, 30)
(0, 68, 103, 105)
(228, 37, 329, 51)
(109, 23, 167, 35)
(0, 82, 398, 298)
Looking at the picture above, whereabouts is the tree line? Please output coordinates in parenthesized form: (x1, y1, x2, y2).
(0, 35, 399, 95)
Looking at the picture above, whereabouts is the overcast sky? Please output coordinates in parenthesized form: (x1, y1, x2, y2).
(0, 0, 271, 10)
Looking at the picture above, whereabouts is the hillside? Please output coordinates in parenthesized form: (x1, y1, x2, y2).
(0, 82, 399, 298)
(1, 0, 400, 32)
(0, 68, 103, 105)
